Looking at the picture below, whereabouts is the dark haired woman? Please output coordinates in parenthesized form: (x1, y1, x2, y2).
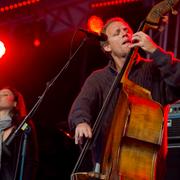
(0, 87, 39, 180)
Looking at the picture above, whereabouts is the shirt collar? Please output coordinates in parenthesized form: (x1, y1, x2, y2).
(107, 53, 142, 75)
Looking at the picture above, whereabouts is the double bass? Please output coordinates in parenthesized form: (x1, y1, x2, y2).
(71, 0, 179, 179)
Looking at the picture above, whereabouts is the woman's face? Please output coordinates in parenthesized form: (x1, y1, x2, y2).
(0, 88, 17, 111)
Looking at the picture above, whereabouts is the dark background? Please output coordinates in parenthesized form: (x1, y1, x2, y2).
(0, 0, 180, 179)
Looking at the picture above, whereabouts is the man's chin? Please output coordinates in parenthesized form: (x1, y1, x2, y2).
(122, 49, 131, 58)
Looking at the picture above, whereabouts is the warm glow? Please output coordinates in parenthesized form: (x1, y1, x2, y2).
(87, 15, 104, 33)
(0, 41, 6, 58)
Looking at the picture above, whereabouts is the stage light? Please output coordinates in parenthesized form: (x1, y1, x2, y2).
(91, 0, 142, 8)
(0, 0, 40, 13)
(33, 38, 41, 47)
(87, 15, 104, 33)
(0, 41, 6, 58)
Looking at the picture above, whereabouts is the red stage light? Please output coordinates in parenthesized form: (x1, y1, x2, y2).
(0, 0, 40, 13)
(14, 4, 18, 8)
(87, 16, 104, 33)
(9, 5, 14, 10)
(0, 41, 6, 58)
(0, 8, 5, 12)
(22, 1, 27, 6)
(91, 0, 142, 8)
(18, 2, 23, 7)
(33, 38, 41, 47)
(5, 6, 9, 11)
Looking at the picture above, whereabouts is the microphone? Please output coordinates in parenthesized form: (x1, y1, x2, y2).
(79, 28, 108, 41)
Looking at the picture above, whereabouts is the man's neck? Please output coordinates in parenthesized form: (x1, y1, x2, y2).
(112, 56, 126, 72)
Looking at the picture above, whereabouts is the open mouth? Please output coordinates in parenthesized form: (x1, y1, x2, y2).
(122, 40, 131, 45)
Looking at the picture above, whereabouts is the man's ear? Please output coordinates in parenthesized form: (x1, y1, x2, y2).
(103, 42, 111, 53)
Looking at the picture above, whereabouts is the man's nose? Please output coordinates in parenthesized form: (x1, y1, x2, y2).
(122, 28, 128, 36)
(122, 32, 128, 37)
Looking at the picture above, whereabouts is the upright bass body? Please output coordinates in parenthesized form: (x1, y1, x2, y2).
(101, 79, 164, 180)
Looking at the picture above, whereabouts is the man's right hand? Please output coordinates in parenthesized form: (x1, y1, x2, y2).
(75, 122, 92, 144)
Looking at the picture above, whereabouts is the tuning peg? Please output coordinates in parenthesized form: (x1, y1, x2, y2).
(171, 7, 178, 15)
(161, 16, 169, 23)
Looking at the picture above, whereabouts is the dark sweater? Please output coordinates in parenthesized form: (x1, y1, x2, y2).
(0, 120, 39, 180)
(69, 48, 180, 130)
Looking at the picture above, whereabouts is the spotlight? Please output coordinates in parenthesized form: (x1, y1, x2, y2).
(0, 41, 6, 58)
(87, 15, 104, 33)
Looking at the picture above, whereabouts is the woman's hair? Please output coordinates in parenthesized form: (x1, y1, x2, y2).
(0, 86, 27, 125)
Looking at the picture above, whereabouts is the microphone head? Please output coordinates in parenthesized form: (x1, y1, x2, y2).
(99, 32, 108, 42)
(79, 28, 108, 41)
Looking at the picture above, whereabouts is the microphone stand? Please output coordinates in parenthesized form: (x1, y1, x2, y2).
(3, 36, 88, 179)
(18, 125, 31, 180)
(5, 36, 87, 147)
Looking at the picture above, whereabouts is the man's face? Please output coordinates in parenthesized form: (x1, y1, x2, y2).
(103, 21, 133, 59)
